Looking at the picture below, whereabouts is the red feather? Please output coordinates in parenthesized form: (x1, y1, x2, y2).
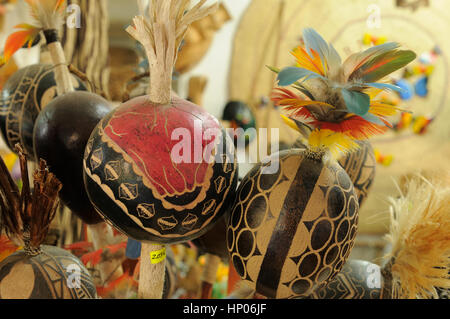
(64, 241, 93, 253)
(271, 87, 389, 141)
(271, 88, 320, 124)
(112, 228, 122, 237)
(318, 116, 387, 140)
(96, 273, 138, 297)
(271, 87, 300, 103)
(284, 105, 317, 124)
(79, 242, 126, 266)
(81, 248, 103, 266)
(105, 242, 127, 255)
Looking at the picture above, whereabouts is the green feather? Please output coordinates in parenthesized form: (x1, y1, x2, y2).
(343, 42, 400, 80)
(354, 50, 417, 83)
(266, 65, 280, 74)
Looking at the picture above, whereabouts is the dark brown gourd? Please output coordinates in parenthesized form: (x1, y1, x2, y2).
(34, 91, 112, 224)
(0, 64, 86, 159)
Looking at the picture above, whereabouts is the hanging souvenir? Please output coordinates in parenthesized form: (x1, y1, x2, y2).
(0, 146, 97, 299)
(228, 28, 415, 299)
(83, 0, 237, 299)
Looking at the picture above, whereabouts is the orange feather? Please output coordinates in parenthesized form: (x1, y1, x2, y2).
(55, 0, 65, 11)
(0, 236, 19, 262)
(362, 56, 396, 76)
(292, 47, 325, 76)
(4, 25, 40, 62)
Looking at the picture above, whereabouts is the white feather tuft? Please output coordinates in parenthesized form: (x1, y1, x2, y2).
(384, 176, 450, 299)
(26, 0, 66, 31)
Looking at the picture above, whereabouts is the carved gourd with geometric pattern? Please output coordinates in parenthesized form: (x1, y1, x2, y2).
(304, 260, 385, 299)
(0, 64, 86, 159)
(0, 245, 97, 299)
(83, 95, 238, 244)
(227, 149, 359, 299)
(293, 139, 376, 206)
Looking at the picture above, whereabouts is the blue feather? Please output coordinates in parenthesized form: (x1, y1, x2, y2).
(395, 79, 414, 100)
(303, 28, 342, 75)
(414, 76, 428, 97)
(361, 112, 389, 127)
(341, 89, 370, 116)
(367, 82, 405, 93)
(277, 66, 325, 86)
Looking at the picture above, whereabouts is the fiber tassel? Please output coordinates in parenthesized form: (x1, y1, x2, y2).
(384, 177, 450, 299)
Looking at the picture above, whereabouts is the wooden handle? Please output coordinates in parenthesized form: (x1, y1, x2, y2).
(138, 242, 166, 299)
(47, 42, 74, 95)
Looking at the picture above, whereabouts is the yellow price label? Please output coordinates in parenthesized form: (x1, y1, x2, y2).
(150, 247, 166, 264)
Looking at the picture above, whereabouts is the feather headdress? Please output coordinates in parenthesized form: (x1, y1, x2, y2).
(271, 28, 416, 157)
(384, 177, 450, 299)
(3, 0, 66, 62)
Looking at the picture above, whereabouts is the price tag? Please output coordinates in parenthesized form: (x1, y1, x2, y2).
(150, 247, 166, 264)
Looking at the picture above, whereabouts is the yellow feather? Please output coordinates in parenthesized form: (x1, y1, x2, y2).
(365, 87, 383, 99)
(308, 129, 359, 159)
(369, 102, 401, 117)
(281, 115, 302, 134)
(281, 98, 335, 109)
